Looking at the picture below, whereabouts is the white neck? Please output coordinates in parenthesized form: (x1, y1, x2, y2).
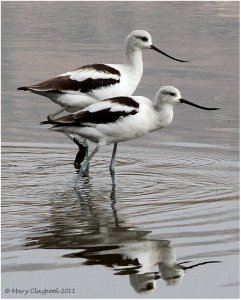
(124, 43, 143, 74)
(155, 103, 174, 128)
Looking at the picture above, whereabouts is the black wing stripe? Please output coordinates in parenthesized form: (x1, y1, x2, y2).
(80, 64, 121, 76)
(20, 76, 120, 93)
(78, 78, 120, 93)
(78, 108, 138, 124)
(52, 108, 138, 127)
(108, 96, 139, 108)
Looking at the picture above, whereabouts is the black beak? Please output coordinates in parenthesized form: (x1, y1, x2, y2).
(179, 98, 220, 110)
(150, 45, 189, 63)
(182, 260, 221, 270)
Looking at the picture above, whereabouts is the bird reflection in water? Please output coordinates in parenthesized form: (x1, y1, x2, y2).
(63, 235, 220, 294)
(25, 183, 220, 294)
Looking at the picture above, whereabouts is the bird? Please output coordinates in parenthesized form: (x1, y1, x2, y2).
(18, 30, 188, 120)
(42, 86, 220, 189)
(18, 30, 188, 169)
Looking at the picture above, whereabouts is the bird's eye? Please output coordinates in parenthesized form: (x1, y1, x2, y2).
(141, 37, 148, 42)
(161, 91, 177, 96)
(136, 36, 148, 42)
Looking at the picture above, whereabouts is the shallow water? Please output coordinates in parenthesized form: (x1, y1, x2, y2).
(2, 1, 239, 298)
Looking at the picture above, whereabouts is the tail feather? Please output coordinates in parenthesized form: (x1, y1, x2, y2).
(40, 114, 76, 126)
(40, 120, 52, 125)
(17, 86, 29, 91)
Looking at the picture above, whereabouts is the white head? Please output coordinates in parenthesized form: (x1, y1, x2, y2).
(155, 86, 220, 110)
(125, 30, 188, 62)
(125, 30, 152, 49)
(159, 263, 185, 287)
(155, 86, 181, 107)
(129, 273, 158, 294)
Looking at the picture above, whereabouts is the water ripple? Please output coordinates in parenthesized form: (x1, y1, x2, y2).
(2, 142, 239, 289)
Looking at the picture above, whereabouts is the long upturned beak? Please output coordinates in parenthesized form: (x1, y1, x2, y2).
(150, 45, 189, 63)
(182, 260, 221, 270)
(179, 98, 220, 110)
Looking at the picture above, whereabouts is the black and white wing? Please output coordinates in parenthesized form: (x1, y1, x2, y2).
(18, 64, 121, 94)
(43, 96, 140, 126)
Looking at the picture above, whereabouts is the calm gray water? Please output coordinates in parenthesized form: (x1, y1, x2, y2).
(2, 1, 239, 298)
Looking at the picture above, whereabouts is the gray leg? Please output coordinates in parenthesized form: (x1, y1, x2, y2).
(64, 132, 83, 151)
(64, 132, 76, 143)
(64, 132, 89, 173)
(48, 107, 65, 120)
(74, 144, 101, 189)
(64, 132, 87, 150)
(80, 138, 89, 160)
(82, 138, 89, 175)
(83, 138, 88, 147)
(109, 143, 118, 186)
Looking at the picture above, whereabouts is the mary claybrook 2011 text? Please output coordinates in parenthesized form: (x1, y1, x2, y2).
(5, 288, 76, 296)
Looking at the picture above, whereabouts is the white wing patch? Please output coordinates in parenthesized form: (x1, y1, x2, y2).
(83, 100, 137, 114)
(59, 66, 120, 82)
(85, 101, 113, 113)
(109, 103, 136, 113)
